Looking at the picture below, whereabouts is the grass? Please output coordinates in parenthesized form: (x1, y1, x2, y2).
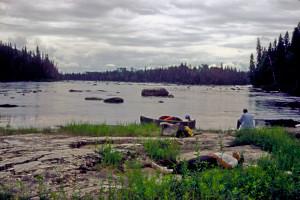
(97, 140, 123, 168)
(232, 127, 299, 171)
(0, 126, 52, 136)
(58, 122, 161, 137)
(143, 138, 180, 163)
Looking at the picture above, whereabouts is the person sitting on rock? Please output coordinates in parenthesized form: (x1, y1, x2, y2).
(237, 108, 254, 130)
(173, 152, 244, 174)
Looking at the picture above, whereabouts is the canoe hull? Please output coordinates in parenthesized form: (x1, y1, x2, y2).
(140, 116, 196, 129)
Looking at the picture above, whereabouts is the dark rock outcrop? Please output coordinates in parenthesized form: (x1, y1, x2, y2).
(141, 88, 169, 97)
(85, 97, 103, 101)
(0, 104, 18, 108)
(255, 119, 300, 127)
(103, 97, 124, 103)
(69, 89, 83, 92)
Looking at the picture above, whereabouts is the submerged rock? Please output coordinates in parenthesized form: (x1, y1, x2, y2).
(0, 104, 18, 108)
(255, 119, 300, 127)
(85, 97, 103, 101)
(69, 89, 83, 92)
(141, 88, 169, 96)
(103, 97, 124, 103)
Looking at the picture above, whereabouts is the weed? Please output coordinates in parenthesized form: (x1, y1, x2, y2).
(36, 174, 50, 200)
(98, 140, 123, 168)
(143, 138, 179, 163)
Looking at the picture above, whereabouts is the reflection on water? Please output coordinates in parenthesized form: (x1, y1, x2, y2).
(0, 81, 299, 130)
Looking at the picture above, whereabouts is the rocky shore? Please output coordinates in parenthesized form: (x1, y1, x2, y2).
(0, 132, 269, 198)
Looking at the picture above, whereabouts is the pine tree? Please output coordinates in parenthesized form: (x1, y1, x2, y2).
(249, 53, 256, 84)
(256, 38, 262, 64)
(284, 31, 290, 50)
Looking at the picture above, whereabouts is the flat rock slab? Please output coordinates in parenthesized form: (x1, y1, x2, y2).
(0, 133, 269, 198)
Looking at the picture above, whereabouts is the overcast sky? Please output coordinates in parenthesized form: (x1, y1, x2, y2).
(1, 0, 299, 73)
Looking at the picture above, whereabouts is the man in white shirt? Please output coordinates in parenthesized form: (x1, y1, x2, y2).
(237, 108, 254, 130)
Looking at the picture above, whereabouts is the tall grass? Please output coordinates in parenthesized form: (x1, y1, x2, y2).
(233, 127, 299, 171)
(143, 138, 180, 163)
(0, 127, 52, 136)
(59, 122, 160, 137)
(98, 140, 123, 168)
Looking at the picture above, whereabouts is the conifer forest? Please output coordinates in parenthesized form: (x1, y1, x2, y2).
(249, 23, 300, 95)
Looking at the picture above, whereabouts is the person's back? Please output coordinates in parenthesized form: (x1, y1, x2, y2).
(238, 109, 254, 130)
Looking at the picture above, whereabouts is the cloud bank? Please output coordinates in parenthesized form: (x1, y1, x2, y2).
(1, 0, 299, 73)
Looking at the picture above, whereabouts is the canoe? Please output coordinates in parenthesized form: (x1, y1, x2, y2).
(140, 116, 196, 129)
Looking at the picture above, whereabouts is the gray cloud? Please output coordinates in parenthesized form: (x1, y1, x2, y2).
(0, 0, 299, 73)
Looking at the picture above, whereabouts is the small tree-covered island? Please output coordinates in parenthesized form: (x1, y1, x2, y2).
(1, 22, 299, 95)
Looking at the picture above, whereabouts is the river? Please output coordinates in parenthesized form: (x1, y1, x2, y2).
(0, 81, 299, 130)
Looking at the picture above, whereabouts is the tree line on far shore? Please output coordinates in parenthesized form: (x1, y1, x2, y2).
(249, 22, 300, 95)
(62, 63, 249, 85)
(0, 42, 61, 81)
(0, 41, 248, 85)
(1, 21, 299, 95)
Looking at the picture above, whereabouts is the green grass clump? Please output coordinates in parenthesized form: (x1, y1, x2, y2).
(98, 141, 123, 168)
(233, 127, 300, 171)
(0, 127, 51, 136)
(108, 160, 298, 199)
(143, 138, 179, 163)
(59, 122, 160, 137)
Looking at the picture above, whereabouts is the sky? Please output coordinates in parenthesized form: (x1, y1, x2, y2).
(0, 0, 299, 73)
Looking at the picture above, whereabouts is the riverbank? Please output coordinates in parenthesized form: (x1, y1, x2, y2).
(0, 124, 299, 199)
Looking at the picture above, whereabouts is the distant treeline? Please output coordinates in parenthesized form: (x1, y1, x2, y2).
(249, 22, 300, 95)
(0, 42, 61, 81)
(63, 63, 249, 85)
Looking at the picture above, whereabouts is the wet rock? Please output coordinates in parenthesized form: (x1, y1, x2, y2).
(275, 101, 300, 108)
(141, 88, 169, 97)
(85, 97, 104, 101)
(17, 90, 32, 94)
(33, 90, 42, 93)
(255, 119, 300, 127)
(69, 89, 83, 92)
(0, 104, 18, 108)
(103, 97, 124, 103)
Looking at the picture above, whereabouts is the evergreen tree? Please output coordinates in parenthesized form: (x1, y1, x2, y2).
(256, 37, 262, 64)
(249, 22, 300, 95)
(0, 42, 61, 81)
(249, 53, 256, 84)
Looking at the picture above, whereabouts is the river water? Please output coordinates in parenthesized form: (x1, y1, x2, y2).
(0, 81, 299, 130)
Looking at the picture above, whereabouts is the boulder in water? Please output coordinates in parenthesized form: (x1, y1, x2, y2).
(0, 104, 18, 108)
(103, 97, 124, 103)
(141, 88, 169, 97)
(69, 89, 83, 92)
(85, 97, 103, 101)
